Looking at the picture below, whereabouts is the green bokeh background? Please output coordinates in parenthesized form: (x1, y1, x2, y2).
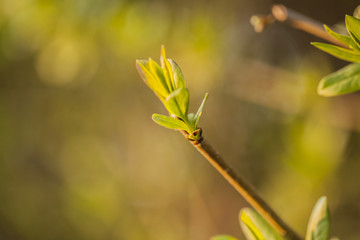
(0, 0, 360, 239)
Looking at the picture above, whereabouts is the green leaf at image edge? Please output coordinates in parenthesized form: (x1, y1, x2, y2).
(311, 42, 360, 63)
(324, 25, 360, 51)
(345, 15, 360, 48)
(318, 63, 360, 96)
(152, 114, 190, 132)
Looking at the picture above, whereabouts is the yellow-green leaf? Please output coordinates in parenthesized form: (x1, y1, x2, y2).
(311, 42, 360, 63)
(239, 208, 283, 240)
(148, 58, 170, 93)
(318, 63, 360, 96)
(168, 59, 186, 89)
(194, 93, 209, 128)
(136, 60, 168, 99)
(345, 15, 360, 48)
(305, 196, 330, 240)
(152, 114, 190, 132)
(160, 45, 175, 91)
(324, 25, 360, 51)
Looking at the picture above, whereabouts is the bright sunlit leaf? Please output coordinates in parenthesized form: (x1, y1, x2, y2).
(137, 46, 208, 140)
(160, 45, 175, 91)
(169, 59, 186, 89)
(149, 58, 170, 93)
(305, 197, 330, 240)
(324, 25, 360, 51)
(211, 235, 238, 240)
(136, 60, 168, 99)
(165, 87, 189, 117)
(152, 114, 190, 132)
(311, 42, 360, 63)
(345, 15, 360, 48)
(318, 63, 360, 96)
(239, 208, 283, 240)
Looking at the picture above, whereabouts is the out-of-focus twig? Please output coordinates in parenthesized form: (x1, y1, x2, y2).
(250, 4, 347, 48)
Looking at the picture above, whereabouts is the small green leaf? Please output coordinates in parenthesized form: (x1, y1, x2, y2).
(176, 88, 189, 117)
(136, 60, 168, 99)
(305, 196, 330, 240)
(152, 114, 190, 132)
(165, 88, 189, 117)
(160, 45, 175, 91)
(239, 208, 283, 240)
(311, 42, 360, 63)
(324, 25, 360, 51)
(345, 15, 360, 48)
(168, 59, 186, 89)
(318, 63, 360, 96)
(188, 113, 196, 125)
(163, 97, 183, 119)
(194, 93, 209, 128)
(148, 58, 170, 93)
(211, 235, 238, 240)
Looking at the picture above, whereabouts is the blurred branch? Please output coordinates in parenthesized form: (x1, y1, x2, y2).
(250, 4, 347, 48)
(181, 131, 303, 240)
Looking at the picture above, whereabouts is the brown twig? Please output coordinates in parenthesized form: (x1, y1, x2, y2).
(251, 4, 347, 48)
(180, 131, 302, 240)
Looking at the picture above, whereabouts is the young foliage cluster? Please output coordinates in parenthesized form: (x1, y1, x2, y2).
(136, 46, 208, 141)
(212, 197, 331, 240)
(312, 15, 360, 96)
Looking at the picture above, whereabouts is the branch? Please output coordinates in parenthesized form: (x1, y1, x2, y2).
(181, 131, 302, 240)
(250, 4, 347, 48)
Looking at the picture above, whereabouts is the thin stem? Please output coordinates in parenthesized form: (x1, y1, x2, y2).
(251, 4, 347, 48)
(181, 131, 302, 240)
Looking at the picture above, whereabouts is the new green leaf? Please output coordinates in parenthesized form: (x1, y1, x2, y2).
(166, 88, 189, 117)
(136, 46, 208, 140)
(239, 208, 283, 240)
(324, 25, 360, 51)
(311, 42, 360, 63)
(345, 15, 360, 48)
(152, 114, 190, 132)
(305, 196, 330, 240)
(194, 92, 209, 128)
(318, 63, 360, 96)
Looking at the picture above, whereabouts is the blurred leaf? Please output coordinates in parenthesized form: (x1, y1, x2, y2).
(168, 59, 186, 89)
(318, 63, 360, 96)
(311, 42, 360, 63)
(152, 114, 189, 132)
(194, 93, 209, 128)
(345, 15, 360, 48)
(188, 113, 196, 125)
(239, 208, 283, 240)
(324, 25, 360, 51)
(211, 235, 238, 240)
(305, 196, 330, 240)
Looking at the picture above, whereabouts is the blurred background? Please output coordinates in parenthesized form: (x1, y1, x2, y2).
(1, 0, 360, 239)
